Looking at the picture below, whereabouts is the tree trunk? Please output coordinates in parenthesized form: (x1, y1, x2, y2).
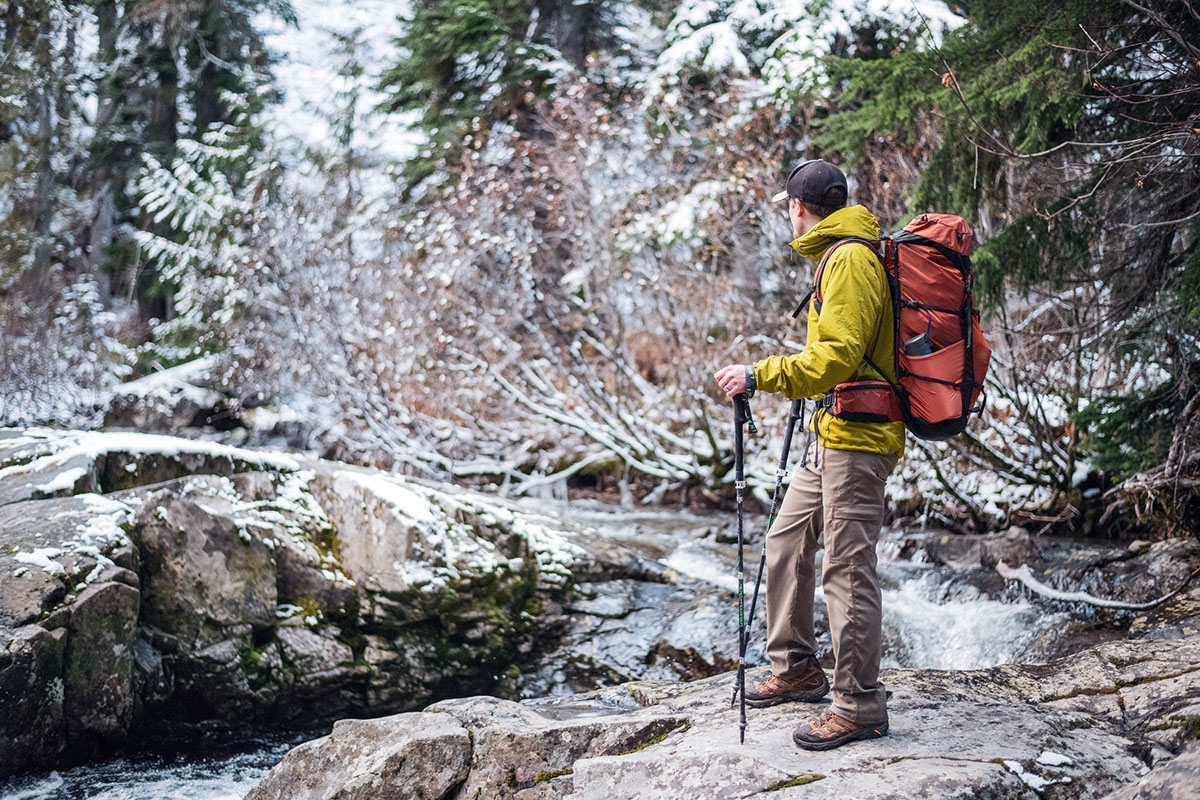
(85, 0, 118, 293)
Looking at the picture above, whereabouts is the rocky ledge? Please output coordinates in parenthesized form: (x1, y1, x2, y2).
(0, 428, 755, 778)
(248, 626, 1200, 800)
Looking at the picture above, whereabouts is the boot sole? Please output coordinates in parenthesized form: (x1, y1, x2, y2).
(793, 723, 888, 751)
(744, 678, 830, 708)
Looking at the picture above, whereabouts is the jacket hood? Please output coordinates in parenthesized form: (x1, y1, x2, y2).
(789, 205, 881, 262)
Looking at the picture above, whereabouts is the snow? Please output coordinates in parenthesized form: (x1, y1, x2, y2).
(35, 467, 87, 494)
(15, 548, 66, 575)
(1037, 751, 1074, 767)
(1003, 759, 1071, 792)
(112, 356, 220, 406)
(0, 431, 302, 489)
(334, 470, 436, 525)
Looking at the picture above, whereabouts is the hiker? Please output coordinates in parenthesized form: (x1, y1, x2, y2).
(713, 158, 902, 751)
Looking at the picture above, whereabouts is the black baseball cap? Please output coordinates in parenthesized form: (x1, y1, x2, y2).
(772, 159, 848, 207)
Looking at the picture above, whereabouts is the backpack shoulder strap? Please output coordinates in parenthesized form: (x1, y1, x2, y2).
(813, 237, 883, 304)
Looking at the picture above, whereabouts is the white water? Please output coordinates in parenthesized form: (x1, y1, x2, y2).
(0, 738, 296, 800)
(877, 568, 1069, 670)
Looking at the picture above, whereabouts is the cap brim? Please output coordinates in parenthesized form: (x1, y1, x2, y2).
(771, 190, 789, 203)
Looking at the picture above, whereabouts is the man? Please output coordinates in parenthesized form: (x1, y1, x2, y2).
(713, 158, 902, 751)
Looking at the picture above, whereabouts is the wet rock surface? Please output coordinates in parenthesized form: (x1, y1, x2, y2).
(0, 431, 591, 777)
(248, 630, 1200, 799)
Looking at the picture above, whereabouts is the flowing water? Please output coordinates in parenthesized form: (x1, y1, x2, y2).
(1, 504, 1076, 799)
(0, 735, 305, 800)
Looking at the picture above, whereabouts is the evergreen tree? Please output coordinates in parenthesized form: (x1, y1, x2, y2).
(818, 0, 1200, 528)
(378, 0, 616, 189)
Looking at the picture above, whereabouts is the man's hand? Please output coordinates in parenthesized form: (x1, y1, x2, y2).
(713, 364, 748, 400)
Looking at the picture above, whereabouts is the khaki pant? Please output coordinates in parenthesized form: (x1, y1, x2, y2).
(765, 442, 898, 725)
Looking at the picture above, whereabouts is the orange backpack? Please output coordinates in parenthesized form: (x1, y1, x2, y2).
(809, 214, 991, 441)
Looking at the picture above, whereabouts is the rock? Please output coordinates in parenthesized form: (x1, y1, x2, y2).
(0, 493, 132, 627)
(0, 432, 601, 778)
(277, 627, 353, 678)
(244, 713, 471, 800)
(426, 695, 687, 798)
(0, 625, 66, 775)
(248, 632, 1200, 800)
(62, 581, 139, 746)
(129, 477, 278, 650)
(1100, 743, 1200, 799)
(979, 526, 1038, 570)
(520, 577, 771, 695)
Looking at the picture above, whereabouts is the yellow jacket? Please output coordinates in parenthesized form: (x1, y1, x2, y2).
(752, 205, 905, 456)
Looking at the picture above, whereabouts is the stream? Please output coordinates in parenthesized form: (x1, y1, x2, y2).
(0, 502, 1094, 800)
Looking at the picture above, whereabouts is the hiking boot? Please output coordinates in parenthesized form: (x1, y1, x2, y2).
(792, 709, 888, 751)
(744, 661, 829, 708)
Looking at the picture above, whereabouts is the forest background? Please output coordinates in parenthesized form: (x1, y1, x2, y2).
(0, 0, 1196, 538)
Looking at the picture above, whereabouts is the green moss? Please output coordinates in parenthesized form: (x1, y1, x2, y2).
(1044, 685, 1120, 702)
(768, 775, 826, 790)
(1155, 716, 1200, 740)
(617, 720, 690, 755)
(534, 769, 572, 783)
(505, 768, 517, 788)
(310, 521, 344, 567)
(1116, 667, 1199, 689)
(238, 645, 262, 674)
(295, 596, 325, 623)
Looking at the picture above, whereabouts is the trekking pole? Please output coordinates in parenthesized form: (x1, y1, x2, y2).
(731, 398, 804, 708)
(732, 392, 754, 745)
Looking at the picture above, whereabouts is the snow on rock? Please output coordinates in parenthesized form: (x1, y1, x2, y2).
(14, 548, 67, 575)
(0, 428, 304, 505)
(1037, 750, 1074, 767)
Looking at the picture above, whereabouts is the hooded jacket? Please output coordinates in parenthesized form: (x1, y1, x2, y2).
(752, 205, 906, 456)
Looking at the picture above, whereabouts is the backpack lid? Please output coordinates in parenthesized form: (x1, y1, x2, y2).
(904, 214, 973, 257)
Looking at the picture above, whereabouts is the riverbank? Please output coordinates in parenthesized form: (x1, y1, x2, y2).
(2, 427, 1197, 797)
(247, 628, 1200, 799)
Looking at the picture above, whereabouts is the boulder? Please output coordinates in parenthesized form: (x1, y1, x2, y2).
(0, 432, 598, 778)
(130, 477, 279, 650)
(62, 581, 139, 744)
(0, 625, 66, 775)
(244, 713, 471, 800)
